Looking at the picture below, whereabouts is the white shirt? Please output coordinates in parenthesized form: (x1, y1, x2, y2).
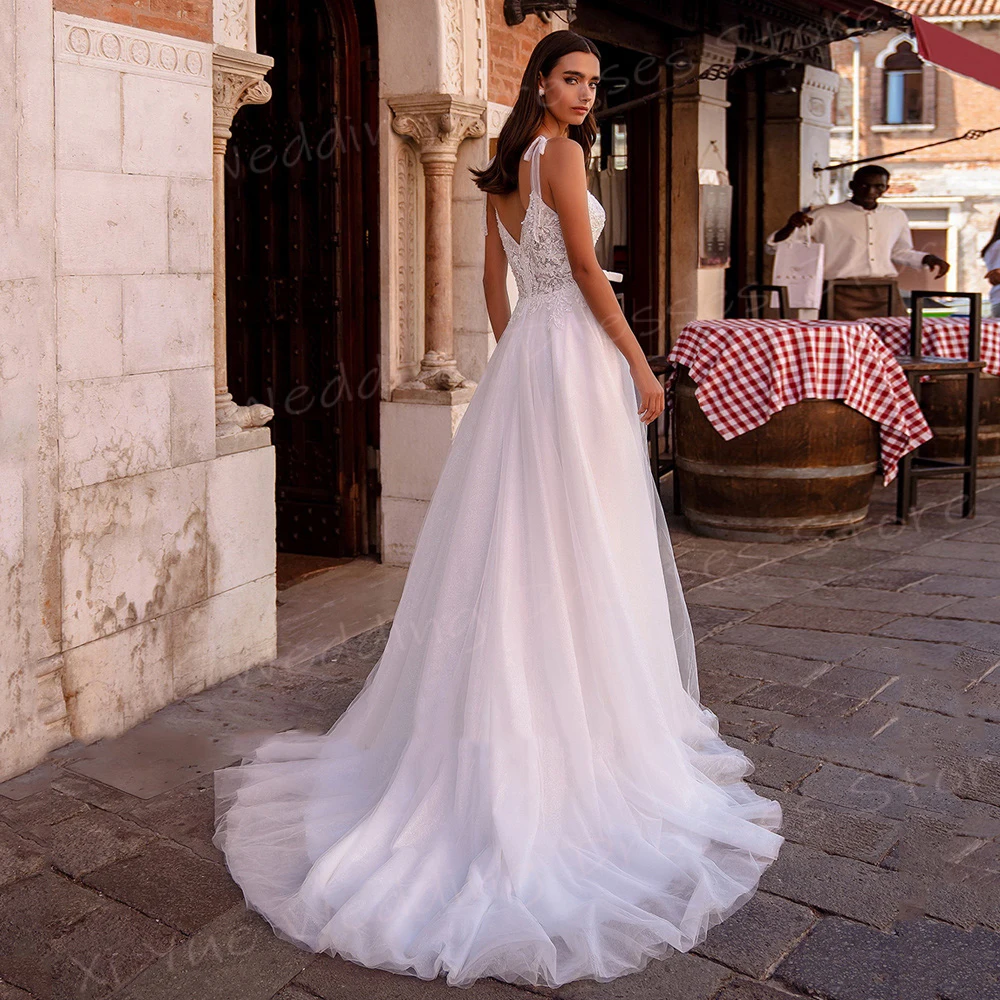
(766, 200, 928, 281)
(984, 239, 1000, 306)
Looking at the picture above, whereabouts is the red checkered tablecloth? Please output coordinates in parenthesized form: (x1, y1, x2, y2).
(863, 315, 1000, 377)
(666, 319, 932, 485)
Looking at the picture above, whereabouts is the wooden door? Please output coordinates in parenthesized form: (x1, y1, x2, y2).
(225, 0, 380, 557)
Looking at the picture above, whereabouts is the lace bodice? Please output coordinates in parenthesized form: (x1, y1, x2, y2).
(482, 134, 608, 302)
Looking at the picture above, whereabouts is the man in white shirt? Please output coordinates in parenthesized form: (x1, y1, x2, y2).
(767, 165, 949, 320)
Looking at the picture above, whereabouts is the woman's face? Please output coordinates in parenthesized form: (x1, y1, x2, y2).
(538, 52, 600, 126)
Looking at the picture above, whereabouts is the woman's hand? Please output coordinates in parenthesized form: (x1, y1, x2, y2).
(630, 363, 665, 426)
(987, 268, 1000, 287)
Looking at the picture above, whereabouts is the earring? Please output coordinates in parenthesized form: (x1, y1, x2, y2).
(538, 88, 544, 98)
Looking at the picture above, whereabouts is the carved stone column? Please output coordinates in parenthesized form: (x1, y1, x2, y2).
(212, 46, 276, 438)
(389, 94, 486, 395)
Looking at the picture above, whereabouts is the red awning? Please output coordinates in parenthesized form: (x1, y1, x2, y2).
(912, 13, 1000, 91)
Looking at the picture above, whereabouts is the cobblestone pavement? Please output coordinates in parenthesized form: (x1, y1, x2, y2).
(2, 479, 1000, 1000)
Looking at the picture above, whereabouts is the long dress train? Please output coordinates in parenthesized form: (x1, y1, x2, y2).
(212, 133, 784, 989)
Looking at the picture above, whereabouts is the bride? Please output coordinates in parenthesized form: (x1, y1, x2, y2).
(213, 28, 784, 990)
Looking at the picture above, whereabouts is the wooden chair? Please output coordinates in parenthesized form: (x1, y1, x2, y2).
(896, 291, 984, 523)
(740, 284, 789, 319)
(646, 355, 681, 514)
(821, 278, 896, 320)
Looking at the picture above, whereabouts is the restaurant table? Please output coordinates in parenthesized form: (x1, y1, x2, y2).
(864, 315, 1000, 474)
(666, 318, 932, 541)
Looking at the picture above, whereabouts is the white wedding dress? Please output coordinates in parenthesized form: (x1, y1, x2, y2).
(212, 133, 784, 990)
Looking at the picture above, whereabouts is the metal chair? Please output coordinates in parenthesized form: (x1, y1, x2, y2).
(896, 291, 984, 523)
(740, 284, 789, 319)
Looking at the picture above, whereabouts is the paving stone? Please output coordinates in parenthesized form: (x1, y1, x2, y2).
(0, 788, 89, 832)
(789, 586, 956, 616)
(767, 706, 908, 782)
(936, 595, 1000, 623)
(807, 664, 894, 701)
(735, 682, 859, 719)
(710, 702, 799, 744)
(0, 764, 66, 802)
(829, 567, 937, 591)
(0, 980, 36, 999)
(691, 891, 816, 978)
(949, 523, 1000, 543)
(111, 903, 313, 1000)
(675, 550, 769, 579)
(725, 738, 824, 791)
(0, 822, 46, 889)
(269, 986, 319, 1000)
(695, 643, 831, 684)
(0, 871, 177, 1000)
(760, 842, 902, 929)
(779, 546, 888, 571)
(910, 574, 1000, 598)
(684, 585, 783, 613)
(773, 917, 897, 1000)
(65, 702, 263, 799)
(915, 538, 1000, 561)
(844, 638, 996, 675)
(967, 681, 1000, 722)
(766, 790, 900, 865)
(776, 916, 1000, 1000)
(873, 615, 1000, 653)
(743, 604, 902, 636)
(127, 778, 222, 862)
(755, 561, 854, 582)
(689, 605, 751, 641)
(49, 773, 143, 815)
(696, 670, 761, 706)
(798, 762, 1000, 836)
(708, 625, 873, 664)
(680, 570, 716, 590)
(82, 839, 243, 934)
(712, 980, 811, 1000)
(880, 553, 1000, 580)
(30, 805, 154, 878)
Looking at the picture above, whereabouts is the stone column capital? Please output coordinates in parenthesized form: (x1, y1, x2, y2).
(388, 94, 487, 166)
(212, 45, 275, 146)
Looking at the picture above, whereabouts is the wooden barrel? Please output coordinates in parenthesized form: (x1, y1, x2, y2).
(675, 369, 879, 542)
(916, 373, 1000, 476)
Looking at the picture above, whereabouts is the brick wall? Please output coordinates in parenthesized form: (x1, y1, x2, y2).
(54, 0, 213, 44)
(486, 0, 554, 107)
(831, 24, 1000, 163)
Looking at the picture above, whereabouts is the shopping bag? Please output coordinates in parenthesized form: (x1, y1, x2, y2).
(771, 225, 825, 310)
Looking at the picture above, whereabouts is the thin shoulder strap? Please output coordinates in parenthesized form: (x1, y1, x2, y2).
(522, 134, 548, 240)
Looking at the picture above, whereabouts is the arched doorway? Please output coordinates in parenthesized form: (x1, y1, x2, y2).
(225, 0, 380, 557)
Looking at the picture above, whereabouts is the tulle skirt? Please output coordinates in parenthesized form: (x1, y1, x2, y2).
(212, 283, 784, 989)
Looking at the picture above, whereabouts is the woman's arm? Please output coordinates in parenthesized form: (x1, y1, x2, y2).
(482, 195, 512, 341)
(543, 137, 663, 425)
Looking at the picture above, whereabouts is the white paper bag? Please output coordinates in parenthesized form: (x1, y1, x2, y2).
(771, 226, 825, 310)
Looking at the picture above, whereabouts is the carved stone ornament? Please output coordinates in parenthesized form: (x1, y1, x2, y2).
(212, 46, 274, 144)
(390, 94, 487, 165)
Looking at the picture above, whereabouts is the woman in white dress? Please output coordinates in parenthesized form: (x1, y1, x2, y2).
(983, 213, 1000, 317)
(213, 29, 784, 990)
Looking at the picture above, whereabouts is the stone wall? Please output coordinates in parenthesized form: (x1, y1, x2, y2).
(0, 6, 277, 781)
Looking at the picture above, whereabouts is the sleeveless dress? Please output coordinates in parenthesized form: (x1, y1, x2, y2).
(212, 133, 784, 990)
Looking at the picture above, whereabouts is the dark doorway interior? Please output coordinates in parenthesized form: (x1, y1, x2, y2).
(225, 0, 380, 558)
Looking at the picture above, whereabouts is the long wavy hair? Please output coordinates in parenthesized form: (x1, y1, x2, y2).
(983, 212, 1000, 259)
(470, 30, 600, 196)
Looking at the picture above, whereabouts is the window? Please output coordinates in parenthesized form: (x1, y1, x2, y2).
(884, 41, 924, 124)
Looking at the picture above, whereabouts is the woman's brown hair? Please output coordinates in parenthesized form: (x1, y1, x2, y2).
(469, 30, 600, 196)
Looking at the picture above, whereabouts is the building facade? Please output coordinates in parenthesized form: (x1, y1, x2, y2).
(830, 1, 1000, 298)
(3, 0, 864, 780)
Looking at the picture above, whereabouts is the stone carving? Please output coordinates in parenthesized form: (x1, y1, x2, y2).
(57, 14, 210, 83)
(212, 47, 276, 437)
(390, 95, 487, 395)
(217, 0, 252, 50)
